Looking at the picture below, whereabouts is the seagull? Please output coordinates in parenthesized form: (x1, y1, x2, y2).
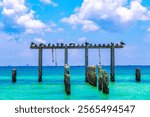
(120, 41, 125, 45)
(85, 41, 90, 45)
(69, 42, 75, 46)
(56, 43, 60, 46)
(40, 43, 46, 47)
(61, 43, 64, 46)
(31, 42, 36, 46)
(31, 42, 34, 45)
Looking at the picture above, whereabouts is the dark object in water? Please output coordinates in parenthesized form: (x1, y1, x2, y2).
(136, 68, 141, 82)
(64, 64, 71, 95)
(12, 69, 17, 83)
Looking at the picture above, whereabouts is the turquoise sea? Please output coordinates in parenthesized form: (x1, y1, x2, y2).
(0, 66, 150, 100)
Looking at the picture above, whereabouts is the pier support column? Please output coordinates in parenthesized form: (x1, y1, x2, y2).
(64, 64, 71, 95)
(38, 48, 43, 82)
(12, 69, 17, 83)
(64, 45, 68, 65)
(98, 65, 103, 90)
(136, 68, 141, 81)
(110, 43, 115, 82)
(85, 46, 89, 82)
(102, 71, 109, 94)
(88, 66, 97, 87)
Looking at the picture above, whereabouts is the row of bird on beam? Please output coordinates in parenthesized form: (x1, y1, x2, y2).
(30, 41, 125, 49)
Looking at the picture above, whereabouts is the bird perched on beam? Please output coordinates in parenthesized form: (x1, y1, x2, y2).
(48, 43, 51, 46)
(56, 43, 60, 46)
(61, 43, 64, 46)
(120, 41, 125, 45)
(31, 42, 35, 46)
(69, 42, 75, 46)
(40, 43, 46, 47)
(85, 41, 90, 46)
(31, 42, 37, 47)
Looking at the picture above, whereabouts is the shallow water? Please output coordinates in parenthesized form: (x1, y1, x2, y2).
(0, 66, 149, 100)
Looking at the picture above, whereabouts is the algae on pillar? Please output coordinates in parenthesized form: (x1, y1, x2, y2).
(98, 64, 103, 90)
(91, 66, 97, 87)
(87, 65, 97, 87)
(12, 69, 17, 83)
(86, 66, 90, 82)
(102, 71, 109, 94)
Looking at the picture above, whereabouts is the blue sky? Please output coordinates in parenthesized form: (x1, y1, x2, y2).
(0, 0, 150, 66)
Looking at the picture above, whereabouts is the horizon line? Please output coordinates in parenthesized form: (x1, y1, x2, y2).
(1, 65, 150, 67)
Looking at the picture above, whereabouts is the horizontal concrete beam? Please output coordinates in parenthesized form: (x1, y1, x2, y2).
(30, 42, 124, 49)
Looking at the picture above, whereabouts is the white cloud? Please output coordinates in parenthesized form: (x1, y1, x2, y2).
(34, 38, 46, 44)
(0, 31, 20, 40)
(61, 0, 150, 31)
(61, 14, 99, 31)
(147, 27, 150, 32)
(0, 22, 4, 29)
(49, 21, 57, 27)
(116, 0, 149, 22)
(40, 0, 58, 7)
(78, 37, 87, 43)
(1, 0, 48, 34)
(2, 0, 28, 16)
(57, 38, 64, 43)
(56, 28, 64, 32)
(0, 1, 3, 7)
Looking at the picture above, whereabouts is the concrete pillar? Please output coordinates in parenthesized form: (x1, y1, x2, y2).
(12, 69, 17, 83)
(64, 64, 71, 95)
(38, 48, 42, 82)
(85, 46, 88, 82)
(86, 67, 90, 82)
(64, 45, 68, 65)
(98, 65, 103, 90)
(92, 66, 97, 87)
(136, 68, 141, 81)
(98, 49, 101, 64)
(102, 71, 109, 94)
(110, 43, 115, 82)
(87, 66, 97, 87)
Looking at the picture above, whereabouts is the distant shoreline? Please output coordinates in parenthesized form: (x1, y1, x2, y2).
(1, 65, 150, 67)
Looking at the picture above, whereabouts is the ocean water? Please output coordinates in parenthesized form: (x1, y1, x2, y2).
(0, 66, 150, 100)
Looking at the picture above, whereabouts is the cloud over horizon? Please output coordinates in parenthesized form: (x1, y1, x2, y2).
(61, 0, 150, 32)
(1, 0, 48, 34)
(39, 0, 58, 7)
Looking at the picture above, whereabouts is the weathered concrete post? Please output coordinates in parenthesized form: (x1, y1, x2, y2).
(88, 66, 97, 87)
(98, 64, 103, 90)
(110, 43, 115, 82)
(12, 69, 17, 83)
(86, 67, 90, 82)
(64, 44, 68, 65)
(85, 44, 89, 82)
(64, 64, 71, 95)
(136, 68, 141, 81)
(38, 46, 43, 82)
(102, 71, 109, 94)
(86, 66, 97, 87)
